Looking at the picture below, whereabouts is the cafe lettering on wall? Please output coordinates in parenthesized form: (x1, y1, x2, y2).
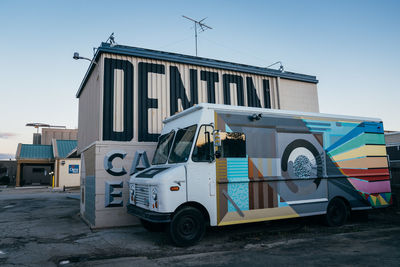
(104, 150, 150, 208)
(102, 58, 272, 143)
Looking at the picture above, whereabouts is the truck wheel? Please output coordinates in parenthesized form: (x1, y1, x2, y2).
(168, 206, 206, 247)
(325, 198, 348, 227)
(140, 219, 166, 232)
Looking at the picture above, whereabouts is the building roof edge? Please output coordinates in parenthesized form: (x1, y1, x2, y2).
(76, 42, 318, 98)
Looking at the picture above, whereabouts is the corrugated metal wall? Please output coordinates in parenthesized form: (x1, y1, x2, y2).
(77, 59, 103, 151)
(41, 129, 78, 145)
(78, 52, 319, 152)
(100, 53, 279, 144)
(279, 78, 319, 113)
(385, 132, 400, 145)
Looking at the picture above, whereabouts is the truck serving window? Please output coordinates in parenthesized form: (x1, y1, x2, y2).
(168, 125, 197, 163)
(220, 132, 246, 158)
(152, 131, 175, 165)
(192, 125, 214, 162)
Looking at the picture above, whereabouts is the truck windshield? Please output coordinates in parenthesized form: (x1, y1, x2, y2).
(152, 131, 175, 165)
(168, 125, 197, 163)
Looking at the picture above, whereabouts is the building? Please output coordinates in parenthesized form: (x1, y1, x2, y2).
(76, 42, 320, 228)
(15, 128, 80, 188)
(0, 160, 17, 185)
(52, 139, 80, 188)
(385, 131, 400, 206)
(15, 144, 54, 186)
(42, 128, 78, 145)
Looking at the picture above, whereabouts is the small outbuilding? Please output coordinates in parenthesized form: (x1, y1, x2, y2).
(15, 140, 80, 188)
(15, 144, 54, 186)
(0, 160, 17, 185)
(52, 139, 80, 188)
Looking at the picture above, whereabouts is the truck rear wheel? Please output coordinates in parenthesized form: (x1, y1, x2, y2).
(168, 206, 206, 247)
(325, 198, 348, 227)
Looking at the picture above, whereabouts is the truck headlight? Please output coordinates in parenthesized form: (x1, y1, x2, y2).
(152, 187, 158, 201)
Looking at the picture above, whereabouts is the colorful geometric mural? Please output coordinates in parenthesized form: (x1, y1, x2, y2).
(214, 111, 391, 226)
(359, 192, 392, 207)
(226, 157, 249, 212)
(324, 122, 391, 207)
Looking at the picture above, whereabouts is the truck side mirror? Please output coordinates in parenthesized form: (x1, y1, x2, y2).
(215, 150, 221, 159)
(204, 131, 215, 163)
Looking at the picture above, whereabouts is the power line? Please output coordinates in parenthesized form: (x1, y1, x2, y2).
(156, 36, 193, 50)
(201, 36, 284, 71)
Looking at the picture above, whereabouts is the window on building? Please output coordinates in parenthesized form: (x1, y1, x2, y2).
(32, 168, 45, 174)
(0, 167, 7, 175)
(192, 125, 214, 162)
(387, 146, 400, 161)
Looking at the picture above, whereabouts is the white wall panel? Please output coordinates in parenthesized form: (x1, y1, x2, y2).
(113, 69, 124, 132)
(279, 78, 319, 113)
(77, 59, 102, 152)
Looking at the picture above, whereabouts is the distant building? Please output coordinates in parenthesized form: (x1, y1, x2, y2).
(52, 139, 80, 188)
(15, 129, 80, 188)
(0, 160, 17, 185)
(385, 132, 400, 204)
(15, 144, 53, 186)
(41, 128, 78, 145)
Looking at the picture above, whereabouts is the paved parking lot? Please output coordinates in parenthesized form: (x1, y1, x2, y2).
(1, 187, 400, 266)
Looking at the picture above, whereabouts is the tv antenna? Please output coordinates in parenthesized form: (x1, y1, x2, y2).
(26, 123, 66, 134)
(182, 15, 212, 56)
(266, 61, 284, 72)
(106, 32, 116, 46)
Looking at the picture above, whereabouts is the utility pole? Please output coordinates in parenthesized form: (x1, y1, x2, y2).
(182, 15, 212, 56)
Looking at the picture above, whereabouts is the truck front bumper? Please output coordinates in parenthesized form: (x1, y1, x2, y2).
(127, 204, 172, 223)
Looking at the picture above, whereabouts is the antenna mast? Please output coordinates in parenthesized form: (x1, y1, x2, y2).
(26, 123, 66, 134)
(182, 15, 212, 56)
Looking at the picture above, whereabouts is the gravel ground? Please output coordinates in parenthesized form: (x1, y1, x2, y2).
(0, 187, 399, 266)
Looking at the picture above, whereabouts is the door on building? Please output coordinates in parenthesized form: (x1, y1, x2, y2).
(21, 164, 53, 186)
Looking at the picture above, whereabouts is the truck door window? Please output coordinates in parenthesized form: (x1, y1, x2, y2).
(152, 131, 175, 165)
(192, 125, 214, 162)
(168, 125, 197, 163)
(220, 132, 246, 158)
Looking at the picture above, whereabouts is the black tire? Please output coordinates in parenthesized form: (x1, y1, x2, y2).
(140, 219, 166, 232)
(325, 198, 349, 227)
(168, 206, 206, 247)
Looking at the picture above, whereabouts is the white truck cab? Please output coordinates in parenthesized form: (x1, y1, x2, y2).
(128, 104, 217, 246)
(128, 103, 391, 246)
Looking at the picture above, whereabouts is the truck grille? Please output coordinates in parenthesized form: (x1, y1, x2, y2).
(135, 184, 150, 207)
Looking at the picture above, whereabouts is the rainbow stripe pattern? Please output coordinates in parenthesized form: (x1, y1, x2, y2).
(325, 122, 392, 207)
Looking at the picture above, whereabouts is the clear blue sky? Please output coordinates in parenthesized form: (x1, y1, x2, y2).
(0, 0, 399, 159)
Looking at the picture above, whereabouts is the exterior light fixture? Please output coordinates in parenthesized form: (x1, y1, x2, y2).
(249, 113, 262, 121)
(72, 52, 97, 65)
(73, 33, 115, 65)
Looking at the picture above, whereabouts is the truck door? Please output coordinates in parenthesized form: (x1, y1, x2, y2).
(185, 125, 217, 224)
(214, 130, 250, 226)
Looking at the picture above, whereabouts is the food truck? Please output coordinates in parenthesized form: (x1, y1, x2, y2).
(127, 103, 391, 246)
